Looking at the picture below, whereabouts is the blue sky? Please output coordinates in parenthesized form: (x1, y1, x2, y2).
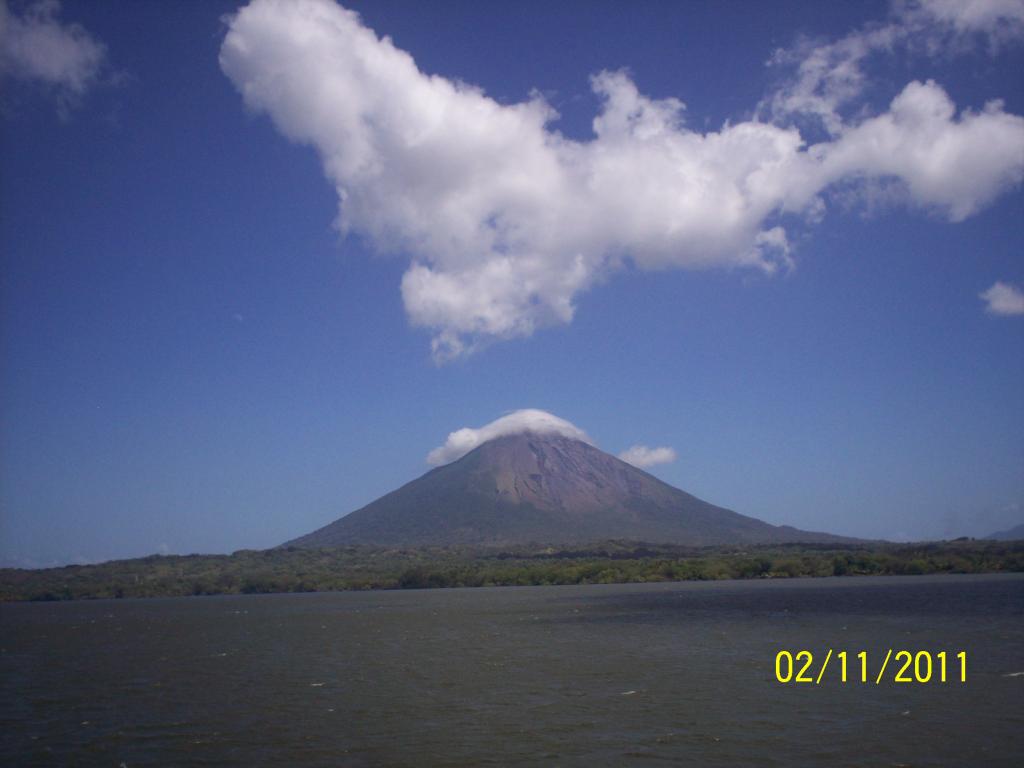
(1, 0, 1022, 567)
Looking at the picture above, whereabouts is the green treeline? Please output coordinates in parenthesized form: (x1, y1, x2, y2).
(1, 539, 1021, 602)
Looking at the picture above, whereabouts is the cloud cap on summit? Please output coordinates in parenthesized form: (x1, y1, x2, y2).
(427, 409, 593, 466)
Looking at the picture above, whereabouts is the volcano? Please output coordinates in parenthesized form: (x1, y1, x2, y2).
(284, 431, 848, 548)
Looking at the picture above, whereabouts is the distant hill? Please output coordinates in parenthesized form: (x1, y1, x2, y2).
(985, 523, 1024, 541)
(284, 432, 853, 548)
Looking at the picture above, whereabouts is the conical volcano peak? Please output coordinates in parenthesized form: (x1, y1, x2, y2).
(284, 415, 853, 549)
(426, 409, 593, 466)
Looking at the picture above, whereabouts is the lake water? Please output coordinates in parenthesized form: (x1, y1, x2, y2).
(2, 574, 1022, 766)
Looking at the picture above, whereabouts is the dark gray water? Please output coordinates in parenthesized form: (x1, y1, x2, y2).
(2, 574, 1022, 766)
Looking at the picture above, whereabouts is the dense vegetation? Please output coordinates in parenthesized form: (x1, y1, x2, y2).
(2, 539, 1022, 602)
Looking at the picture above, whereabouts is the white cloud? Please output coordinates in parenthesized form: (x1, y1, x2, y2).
(220, 0, 1024, 360)
(812, 80, 1024, 221)
(912, 0, 1024, 44)
(980, 281, 1024, 315)
(767, 23, 902, 136)
(768, 0, 1024, 133)
(426, 409, 591, 465)
(0, 0, 107, 106)
(617, 445, 678, 469)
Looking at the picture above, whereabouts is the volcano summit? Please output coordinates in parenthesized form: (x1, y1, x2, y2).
(285, 413, 847, 548)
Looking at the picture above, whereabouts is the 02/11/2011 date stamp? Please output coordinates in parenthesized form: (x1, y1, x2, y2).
(774, 650, 967, 684)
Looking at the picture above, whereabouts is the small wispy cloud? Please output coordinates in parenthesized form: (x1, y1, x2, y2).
(617, 445, 677, 469)
(0, 0, 108, 111)
(980, 281, 1024, 315)
(426, 409, 592, 465)
(766, 0, 1024, 134)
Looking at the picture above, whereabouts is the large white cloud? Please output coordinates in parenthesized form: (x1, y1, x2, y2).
(220, 0, 1024, 360)
(980, 281, 1024, 315)
(0, 0, 107, 106)
(426, 409, 592, 466)
(617, 445, 678, 469)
